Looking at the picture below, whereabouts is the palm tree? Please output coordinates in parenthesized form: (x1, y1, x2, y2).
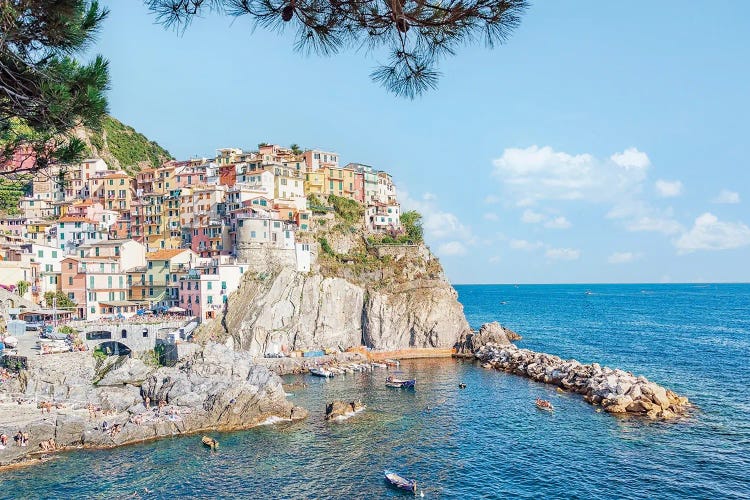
(290, 144, 302, 155)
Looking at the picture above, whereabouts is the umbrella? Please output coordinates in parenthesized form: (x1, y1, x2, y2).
(167, 306, 186, 313)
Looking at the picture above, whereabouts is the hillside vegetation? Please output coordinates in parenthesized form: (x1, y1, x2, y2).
(79, 116, 173, 174)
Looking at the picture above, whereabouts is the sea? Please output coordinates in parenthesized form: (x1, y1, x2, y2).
(1, 284, 749, 499)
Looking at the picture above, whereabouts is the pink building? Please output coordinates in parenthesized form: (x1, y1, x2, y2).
(67, 200, 104, 221)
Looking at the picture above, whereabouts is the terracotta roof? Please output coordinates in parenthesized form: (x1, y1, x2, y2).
(57, 216, 97, 224)
(146, 248, 189, 260)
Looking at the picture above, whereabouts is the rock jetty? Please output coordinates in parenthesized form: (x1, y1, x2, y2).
(0, 343, 307, 469)
(476, 343, 690, 419)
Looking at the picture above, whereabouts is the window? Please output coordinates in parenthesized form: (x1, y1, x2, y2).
(68, 276, 73, 285)
(68, 292, 74, 300)
(207, 282, 212, 290)
(148, 261, 153, 269)
(89, 276, 94, 288)
(207, 295, 213, 304)
(52, 251, 57, 258)
(142, 329, 149, 338)
(37, 250, 43, 258)
(221, 281, 227, 289)
(149, 288, 153, 296)
(99, 263, 104, 272)
(60, 233, 65, 240)
(121, 329, 127, 339)
(250, 231, 256, 238)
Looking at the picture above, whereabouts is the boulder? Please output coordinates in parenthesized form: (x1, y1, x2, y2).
(325, 400, 365, 420)
(96, 359, 156, 387)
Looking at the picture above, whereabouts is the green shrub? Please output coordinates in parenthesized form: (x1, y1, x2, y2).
(319, 237, 336, 257)
(328, 194, 364, 223)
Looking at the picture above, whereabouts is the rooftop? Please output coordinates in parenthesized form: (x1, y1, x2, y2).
(146, 248, 190, 260)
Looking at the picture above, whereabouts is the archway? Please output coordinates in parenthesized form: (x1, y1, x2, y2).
(96, 341, 132, 357)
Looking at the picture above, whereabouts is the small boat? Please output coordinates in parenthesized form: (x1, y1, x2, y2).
(584, 290, 593, 296)
(202, 436, 218, 450)
(384, 470, 417, 494)
(384, 359, 400, 367)
(535, 398, 554, 411)
(371, 362, 387, 369)
(458, 383, 467, 389)
(310, 367, 333, 378)
(386, 376, 415, 389)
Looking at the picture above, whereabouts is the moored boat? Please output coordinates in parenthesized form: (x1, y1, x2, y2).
(384, 359, 400, 367)
(371, 362, 387, 369)
(201, 436, 218, 450)
(386, 376, 415, 389)
(384, 470, 417, 494)
(310, 367, 334, 378)
(535, 398, 554, 411)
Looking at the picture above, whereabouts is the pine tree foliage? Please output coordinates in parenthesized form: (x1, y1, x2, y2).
(0, 1, 110, 175)
(147, 0, 528, 98)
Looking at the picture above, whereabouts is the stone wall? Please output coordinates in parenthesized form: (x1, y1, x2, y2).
(372, 244, 429, 261)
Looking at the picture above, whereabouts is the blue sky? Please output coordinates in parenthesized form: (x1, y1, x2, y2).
(93, 1, 749, 284)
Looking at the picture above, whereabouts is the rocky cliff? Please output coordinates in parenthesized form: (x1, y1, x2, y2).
(197, 200, 471, 355)
(199, 265, 470, 356)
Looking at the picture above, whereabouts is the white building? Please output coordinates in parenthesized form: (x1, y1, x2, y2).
(366, 202, 402, 232)
(55, 216, 108, 254)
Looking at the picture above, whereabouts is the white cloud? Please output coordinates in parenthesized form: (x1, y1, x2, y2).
(422, 192, 436, 201)
(655, 179, 683, 198)
(492, 145, 649, 206)
(713, 189, 740, 204)
(607, 251, 641, 264)
(509, 239, 543, 251)
(674, 213, 750, 253)
(610, 147, 651, 170)
(544, 216, 572, 229)
(437, 241, 468, 256)
(483, 212, 499, 221)
(626, 216, 683, 235)
(545, 248, 581, 261)
(484, 194, 501, 204)
(520, 210, 570, 229)
(399, 189, 475, 247)
(521, 209, 545, 224)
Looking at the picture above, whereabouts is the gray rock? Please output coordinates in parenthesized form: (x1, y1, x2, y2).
(96, 359, 156, 387)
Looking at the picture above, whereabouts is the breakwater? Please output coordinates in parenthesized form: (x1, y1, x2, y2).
(476, 343, 690, 418)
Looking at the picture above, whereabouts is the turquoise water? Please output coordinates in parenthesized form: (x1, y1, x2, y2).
(1, 284, 749, 499)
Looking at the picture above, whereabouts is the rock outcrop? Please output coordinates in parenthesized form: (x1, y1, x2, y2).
(0, 344, 306, 468)
(200, 266, 470, 356)
(325, 400, 365, 421)
(476, 343, 690, 419)
(455, 322, 521, 355)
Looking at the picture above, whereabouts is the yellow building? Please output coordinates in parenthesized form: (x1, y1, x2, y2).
(304, 170, 326, 198)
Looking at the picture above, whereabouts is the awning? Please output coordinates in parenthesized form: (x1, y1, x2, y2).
(167, 306, 186, 313)
(99, 300, 148, 307)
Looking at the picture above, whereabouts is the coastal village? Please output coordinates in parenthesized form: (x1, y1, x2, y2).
(0, 144, 403, 325)
(0, 144, 694, 472)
